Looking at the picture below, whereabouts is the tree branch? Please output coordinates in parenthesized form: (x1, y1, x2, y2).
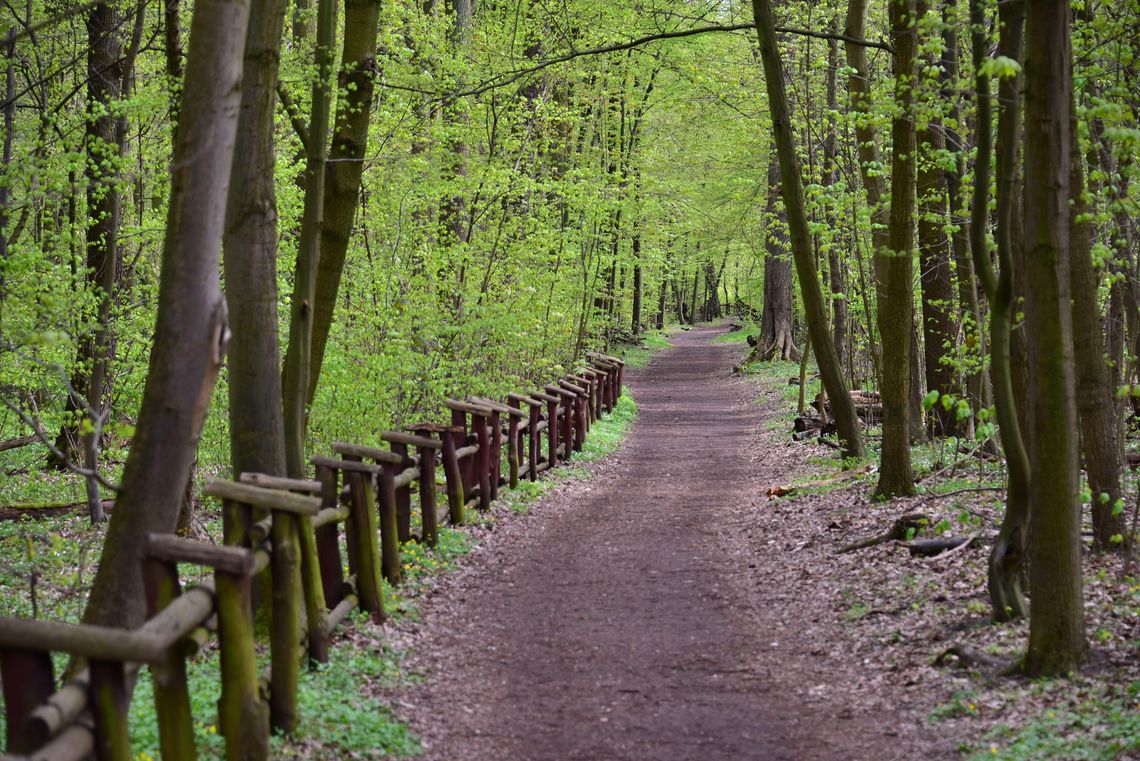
(383, 23, 893, 102)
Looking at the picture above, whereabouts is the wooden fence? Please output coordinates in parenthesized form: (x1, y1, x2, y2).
(0, 353, 625, 761)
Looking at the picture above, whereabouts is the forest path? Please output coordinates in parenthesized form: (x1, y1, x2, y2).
(392, 325, 910, 760)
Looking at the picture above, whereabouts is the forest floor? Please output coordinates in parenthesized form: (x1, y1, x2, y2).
(381, 323, 1140, 761)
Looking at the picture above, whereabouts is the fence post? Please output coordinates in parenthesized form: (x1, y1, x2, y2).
(142, 557, 195, 761)
(216, 562, 268, 761)
(376, 463, 402, 584)
(417, 443, 439, 546)
(296, 514, 329, 665)
(89, 659, 131, 761)
(346, 467, 386, 622)
(472, 411, 491, 510)
(505, 399, 522, 489)
(0, 648, 55, 754)
(314, 465, 345, 608)
(269, 509, 301, 734)
(392, 428, 444, 546)
(389, 441, 413, 542)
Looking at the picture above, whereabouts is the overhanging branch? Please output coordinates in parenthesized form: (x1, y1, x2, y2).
(383, 23, 893, 101)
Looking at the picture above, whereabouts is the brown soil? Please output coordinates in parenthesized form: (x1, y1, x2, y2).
(390, 325, 935, 760)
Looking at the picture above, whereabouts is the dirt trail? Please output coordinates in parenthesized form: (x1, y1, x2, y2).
(394, 325, 921, 760)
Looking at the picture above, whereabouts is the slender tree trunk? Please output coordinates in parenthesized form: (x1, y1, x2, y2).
(307, 0, 382, 402)
(941, 1, 987, 416)
(1067, 104, 1125, 551)
(752, 0, 864, 459)
(1021, 0, 1087, 677)
(823, 30, 847, 374)
(917, 119, 959, 435)
(985, 0, 1030, 622)
(83, 0, 251, 629)
(281, 0, 336, 479)
(631, 233, 643, 334)
(874, 0, 918, 498)
(223, 0, 289, 480)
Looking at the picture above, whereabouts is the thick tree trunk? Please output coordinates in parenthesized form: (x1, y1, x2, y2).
(223, 0, 288, 480)
(82, 0, 251, 629)
(1021, 0, 1087, 676)
(1068, 105, 1125, 551)
(751, 0, 864, 459)
(755, 152, 800, 361)
(306, 0, 382, 403)
(874, 0, 918, 498)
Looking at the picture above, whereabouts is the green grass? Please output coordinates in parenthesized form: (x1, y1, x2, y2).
(617, 330, 671, 369)
(713, 322, 759, 344)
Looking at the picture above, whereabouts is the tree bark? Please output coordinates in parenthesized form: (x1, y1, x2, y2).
(281, 0, 336, 479)
(307, 0, 382, 403)
(755, 151, 800, 361)
(1021, 0, 1087, 676)
(917, 119, 959, 435)
(985, 0, 1029, 622)
(874, 0, 918, 498)
(1067, 104, 1125, 551)
(83, 0, 251, 629)
(751, 0, 864, 459)
(223, 0, 289, 481)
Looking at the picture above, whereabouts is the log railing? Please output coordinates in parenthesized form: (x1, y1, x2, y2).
(0, 355, 625, 761)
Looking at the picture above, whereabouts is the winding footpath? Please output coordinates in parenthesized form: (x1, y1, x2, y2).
(395, 325, 909, 760)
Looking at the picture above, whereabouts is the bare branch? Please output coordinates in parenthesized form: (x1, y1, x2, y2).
(383, 23, 893, 102)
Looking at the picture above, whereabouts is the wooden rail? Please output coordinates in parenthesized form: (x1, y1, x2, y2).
(0, 358, 624, 761)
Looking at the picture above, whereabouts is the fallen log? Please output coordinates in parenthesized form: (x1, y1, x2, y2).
(0, 434, 38, 453)
(0, 500, 115, 520)
(906, 535, 981, 557)
(837, 513, 929, 553)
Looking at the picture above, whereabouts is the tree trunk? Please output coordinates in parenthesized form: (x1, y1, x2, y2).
(82, 0, 251, 630)
(822, 30, 847, 375)
(1067, 104, 1125, 551)
(306, 0, 382, 403)
(1021, 0, 1087, 676)
(874, 0, 918, 498)
(751, 0, 864, 459)
(281, 0, 336, 479)
(631, 234, 643, 334)
(985, 0, 1030, 623)
(917, 119, 959, 436)
(755, 151, 800, 361)
(940, 2, 987, 416)
(223, 0, 288, 480)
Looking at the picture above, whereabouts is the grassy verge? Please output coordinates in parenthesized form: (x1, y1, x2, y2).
(616, 329, 672, 369)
